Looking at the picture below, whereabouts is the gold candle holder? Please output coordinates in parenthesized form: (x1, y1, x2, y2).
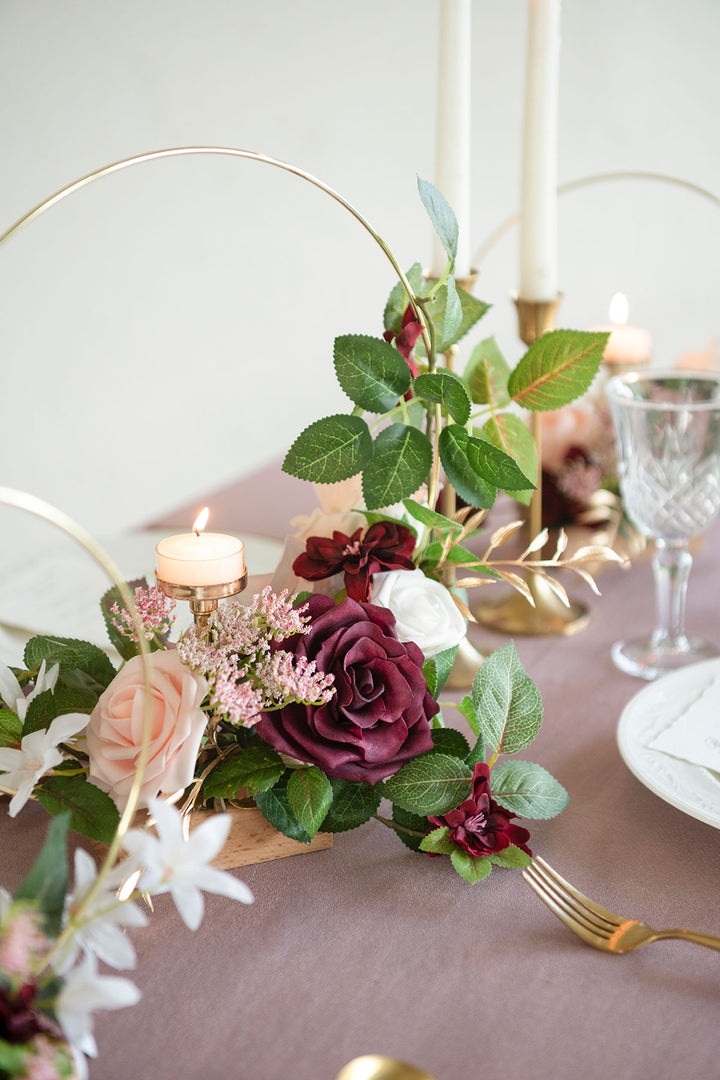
(475, 293, 590, 637)
(155, 574, 248, 632)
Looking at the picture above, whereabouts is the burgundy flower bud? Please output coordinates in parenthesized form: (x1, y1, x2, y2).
(429, 762, 531, 858)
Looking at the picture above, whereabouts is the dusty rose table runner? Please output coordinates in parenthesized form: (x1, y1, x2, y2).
(3, 464, 719, 1079)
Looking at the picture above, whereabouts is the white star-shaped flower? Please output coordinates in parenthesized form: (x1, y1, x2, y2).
(0, 659, 59, 720)
(121, 798, 253, 931)
(55, 951, 140, 1074)
(58, 848, 148, 973)
(0, 711, 88, 816)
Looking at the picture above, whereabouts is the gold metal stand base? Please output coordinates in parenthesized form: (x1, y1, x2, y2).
(475, 574, 589, 637)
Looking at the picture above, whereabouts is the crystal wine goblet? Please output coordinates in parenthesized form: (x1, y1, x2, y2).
(606, 370, 720, 680)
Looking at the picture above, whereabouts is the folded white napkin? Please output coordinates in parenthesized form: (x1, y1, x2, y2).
(649, 671, 720, 776)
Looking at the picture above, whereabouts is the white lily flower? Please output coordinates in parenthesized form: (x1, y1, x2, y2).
(0, 711, 88, 816)
(55, 952, 140, 1070)
(58, 848, 148, 973)
(0, 659, 59, 721)
(121, 798, 253, 931)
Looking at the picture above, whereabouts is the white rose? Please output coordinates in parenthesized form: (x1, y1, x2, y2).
(369, 568, 466, 659)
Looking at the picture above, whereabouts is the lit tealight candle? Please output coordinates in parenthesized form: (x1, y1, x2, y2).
(155, 507, 245, 588)
(592, 293, 652, 368)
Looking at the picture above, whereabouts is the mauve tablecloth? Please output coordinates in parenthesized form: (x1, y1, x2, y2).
(3, 466, 720, 1080)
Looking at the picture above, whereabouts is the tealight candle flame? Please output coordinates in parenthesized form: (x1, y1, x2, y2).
(609, 292, 629, 326)
(193, 507, 210, 537)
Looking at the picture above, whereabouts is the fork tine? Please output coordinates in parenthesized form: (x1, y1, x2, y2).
(522, 867, 611, 950)
(523, 862, 612, 938)
(534, 856, 623, 927)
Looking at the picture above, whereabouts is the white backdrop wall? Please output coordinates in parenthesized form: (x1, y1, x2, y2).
(0, 0, 718, 553)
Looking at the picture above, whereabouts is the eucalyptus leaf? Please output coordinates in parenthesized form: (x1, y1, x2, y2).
(490, 759, 569, 820)
(508, 329, 609, 411)
(333, 334, 412, 412)
(15, 812, 69, 936)
(361, 423, 432, 510)
(383, 261, 425, 336)
(383, 751, 472, 816)
(471, 641, 543, 756)
(463, 337, 511, 406)
(287, 766, 333, 839)
(322, 778, 381, 833)
(283, 414, 373, 483)
(417, 176, 458, 263)
(414, 370, 471, 425)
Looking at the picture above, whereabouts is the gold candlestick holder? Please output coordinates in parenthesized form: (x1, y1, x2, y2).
(155, 574, 248, 632)
(475, 293, 590, 637)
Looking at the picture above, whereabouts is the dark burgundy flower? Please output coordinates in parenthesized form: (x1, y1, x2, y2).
(0, 982, 48, 1044)
(255, 594, 436, 782)
(429, 762, 531, 858)
(292, 520, 416, 602)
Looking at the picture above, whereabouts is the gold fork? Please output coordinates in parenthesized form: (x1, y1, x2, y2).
(523, 856, 720, 954)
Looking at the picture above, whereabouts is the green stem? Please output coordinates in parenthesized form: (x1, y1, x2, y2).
(373, 813, 426, 839)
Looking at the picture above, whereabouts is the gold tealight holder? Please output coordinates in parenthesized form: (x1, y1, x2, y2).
(155, 575, 248, 632)
(475, 293, 590, 637)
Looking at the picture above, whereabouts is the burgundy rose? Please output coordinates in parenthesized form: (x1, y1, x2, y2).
(292, 520, 416, 602)
(429, 762, 531, 858)
(254, 594, 436, 782)
(0, 983, 47, 1044)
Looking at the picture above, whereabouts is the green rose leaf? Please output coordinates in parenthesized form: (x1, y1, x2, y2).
(283, 414, 373, 483)
(287, 766, 333, 839)
(430, 727, 470, 760)
(457, 694, 479, 737)
(0, 1041, 31, 1074)
(383, 261, 425, 336)
(391, 804, 429, 852)
(439, 425, 535, 509)
(443, 275, 464, 344)
(463, 337, 511, 406)
(417, 176, 458, 263)
(472, 641, 543, 756)
(15, 812, 69, 937)
(487, 843, 533, 868)
(481, 413, 537, 507)
(418, 283, 491, 354)
(450, 849, 493, 884)
(383, 751, 472, 816)
(202, 745, 286, 799)
(35, 776, 121, 844)
(333, 334, 412, 413)
(414, 370, 471, 425)
(255, 786, 312, 844)
(322, 778, 381, 833)
(401, 499, 462, 536)
(423, 645, 460, 700)
(362, 423, 432, 510)
(490, 759, 570, 820)
(0, 709, 22, 747)
(24, 636, 116, 690)
(465, 735, 486, 768)
(508, 329, 609, 411)
(419, 825, 458, 855)
(23, 686, 96, 738)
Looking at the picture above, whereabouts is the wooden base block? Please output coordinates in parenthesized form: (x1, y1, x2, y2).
(191, 805, 332, 868)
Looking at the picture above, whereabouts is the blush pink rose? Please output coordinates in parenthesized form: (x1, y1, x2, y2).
(87, 651, 207, 809)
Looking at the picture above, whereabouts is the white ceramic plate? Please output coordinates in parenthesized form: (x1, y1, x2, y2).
(617, 658, 720, 829)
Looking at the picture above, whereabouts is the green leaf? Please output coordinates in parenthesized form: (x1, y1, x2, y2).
(430, 727, 470, 760)
(401, 499, 462, 535)
(481, 413, 537, 507)
(283, 414, 373, 483)
(383, 262, 425, 336)
(35, 776, 121, 843)
(418, 283, 491, 354)
(490, 759, 570, 820)
(417, 176, 458, 263)
(465, 734, 486, 768)
(487, 843, 533, 868)
(322, 778, 381, 833)
(439, 425, 535, 509)
(413, 370, 471, 425)
(255, 786, 312, 844)
(287, 766, 333, 839)
(508, 330, 609, 411)
(362, 423, 432, 510)
(391, 804, 428, 852)
(419, 825, 457, 855)
(423, 645, 459, 700)
(471, 641, 543, 756)
(457, 694, 479, 737)
(22, 686, 95, 737)
(15, 812, 69, 936)
(333, 334, 412, 413)
(0, 708, 22, 747)
(450, 848, 493, 883)
(202, 746, 285, 799)
(463, 337, 511, 406)
(443, 275, 463, 344)
(0, 1039, 31, 1074)
(24, 636, 116, 689)
(383, 751, 472, 816)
